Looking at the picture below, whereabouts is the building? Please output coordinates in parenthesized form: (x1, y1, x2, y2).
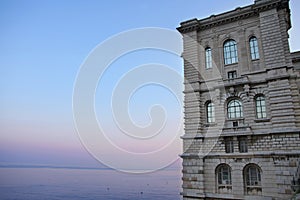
(177, 0, 300, 199)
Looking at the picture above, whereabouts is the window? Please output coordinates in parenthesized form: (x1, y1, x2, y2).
(225, 138, 234, 153)
(227, 99, 243, 119)
(244, 164, 262, 195)
(228, 71, 237, 79)
(205, 47, 212, 69)
(224, 40, 238, 65)
(249, 37, 259, 60)
(255, 96, 266, 119)
(206, 101, 215, 123)
(233, 121, 238, 127)
(239, 137, 248, 153)
(216, 164, 232, 193)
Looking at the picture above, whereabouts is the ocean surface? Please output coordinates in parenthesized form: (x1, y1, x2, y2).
(0, 166, 182, 200)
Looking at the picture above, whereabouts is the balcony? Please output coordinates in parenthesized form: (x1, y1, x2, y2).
(221, 76, 250, 87)
(222, 118, 252, 136)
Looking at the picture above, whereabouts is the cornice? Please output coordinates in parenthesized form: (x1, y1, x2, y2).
(291, 51, 300, 63)
(177, 0, 290, 34)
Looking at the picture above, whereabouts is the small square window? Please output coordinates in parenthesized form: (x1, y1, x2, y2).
(228, 71, 237, 79)
(233, 121, 238, 127)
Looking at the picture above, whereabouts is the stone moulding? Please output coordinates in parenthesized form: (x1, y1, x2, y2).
(177, 0, 290, 33)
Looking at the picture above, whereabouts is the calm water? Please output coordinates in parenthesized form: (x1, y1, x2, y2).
(0, 167, 182, 200)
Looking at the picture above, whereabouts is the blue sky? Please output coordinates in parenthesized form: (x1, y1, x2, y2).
(1, 0, 299, 168)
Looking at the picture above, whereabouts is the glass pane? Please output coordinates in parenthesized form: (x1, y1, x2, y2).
(206, 48, 212, 69)
(250, 37, 259, 60)
(257, 113, 262, 118)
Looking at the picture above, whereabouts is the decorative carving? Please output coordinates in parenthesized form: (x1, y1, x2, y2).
(214, 88, 221, 104)
(205, 41, 209, 47)
(244, 84, 250, 93)
(244, 84, 250, 101)
(229, 87, 235, 96)
(177, 1, 286, 33)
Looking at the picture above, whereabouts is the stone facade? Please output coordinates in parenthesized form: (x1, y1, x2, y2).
(177, 0, 300, 199)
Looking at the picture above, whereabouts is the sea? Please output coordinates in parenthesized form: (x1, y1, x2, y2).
(0, 166, 182, 200)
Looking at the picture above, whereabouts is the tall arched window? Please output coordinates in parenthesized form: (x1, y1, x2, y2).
(205, 47, 212, 69)
(216, 164, 232, 193)
(255, 95, 266, 119)
(206, 101, 215, 123)
(224, 40, 238, 65)
(244, 164, 262, 195)
(249, 37, 259, 60)
(227, 99, 243, 119)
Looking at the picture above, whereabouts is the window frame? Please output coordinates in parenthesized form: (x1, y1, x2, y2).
(228, 71, 237, 80)
(249, 36, 260, 60)
(255, 95, 267, 119)
(225, 138, 234, 153)
(227, 99, 243, 119)
(238, 137, 248, 153)
(205, 47, 212, 69)
(206, 101, 215, 123)
(217, 164, 232, 185)
(223, 39, 238, 65)
(244, 164, 262, 195)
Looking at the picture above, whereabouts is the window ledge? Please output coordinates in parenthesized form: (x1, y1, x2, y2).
(226, 118, 244, 121)
(218, 185, 232, 188)
(254, 118, 270, 123)
(246, 186, 262, 189)
(224, 62, 238, 67)
(223, 125, 250, 130)
(204, 122, 217, 127)
(251, 58, 260, 61)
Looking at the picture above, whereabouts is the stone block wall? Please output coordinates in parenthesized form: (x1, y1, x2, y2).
(178, 0, 300, 199)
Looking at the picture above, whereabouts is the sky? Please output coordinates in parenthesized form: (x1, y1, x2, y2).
(1, 0, 300, 170)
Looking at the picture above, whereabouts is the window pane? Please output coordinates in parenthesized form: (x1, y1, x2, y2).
(245, 166, 261, 187)
(228, 99, 243, 119)
(239, 138, 248, 153)
(228, 71, 237, 79)
(205, 48, 212, 69)
(250, 37, 259, 60)
(256, 96, 266, 119)
(224, 40, 238, 65)
(225, 139, 234, 153)
(207, 102, 215, 123)
(217, 165, 232, 185)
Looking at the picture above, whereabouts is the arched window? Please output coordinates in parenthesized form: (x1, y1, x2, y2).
(244, 164, 262, 195)
(224, 40, 238, 65)
(227, 99, 243, 119)
(255, 95, 266, 119)
(206, 101, 215, 123)
(249, 37, 259, 60)
(205, 47, 212, 69)
(216, 164, 232, 193)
